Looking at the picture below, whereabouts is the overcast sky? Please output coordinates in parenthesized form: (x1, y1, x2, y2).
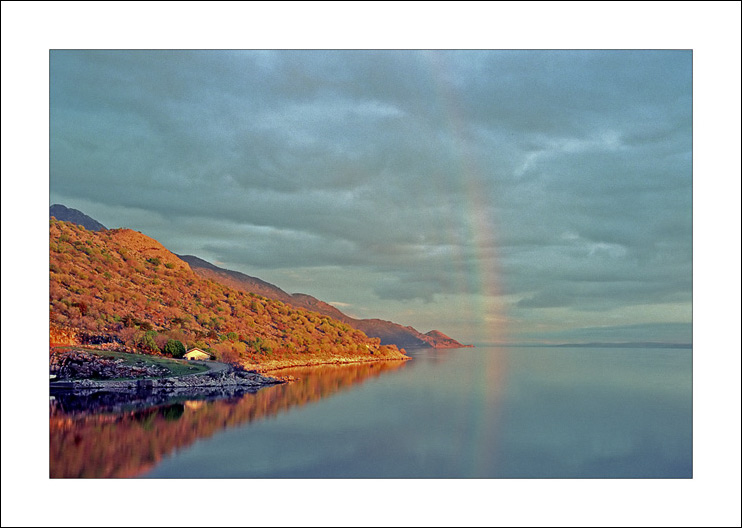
(49, 49, 693, 344)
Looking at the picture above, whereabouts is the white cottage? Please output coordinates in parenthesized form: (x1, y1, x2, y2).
(183, 348, 211, 361)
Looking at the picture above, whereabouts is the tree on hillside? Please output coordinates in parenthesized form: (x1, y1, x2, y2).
(163, 339, 186, 358)
(138, 330, 160, 353)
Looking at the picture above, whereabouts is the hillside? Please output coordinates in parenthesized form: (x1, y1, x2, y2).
(181, 256, 471, 349)
(50, 204, 471, 350)
(49, 219, 407, 369)
(177, 254, 297, 305)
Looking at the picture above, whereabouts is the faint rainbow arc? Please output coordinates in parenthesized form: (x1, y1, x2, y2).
(424, 51, 509, 346)
(424, 51, 510, 476)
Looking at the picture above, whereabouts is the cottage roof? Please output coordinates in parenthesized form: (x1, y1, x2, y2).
(185, 348, 211, 357)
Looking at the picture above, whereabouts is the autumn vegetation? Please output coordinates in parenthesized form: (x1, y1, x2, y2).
(49, 219, 407, 368)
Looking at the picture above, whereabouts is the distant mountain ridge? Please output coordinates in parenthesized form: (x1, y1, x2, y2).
(49, 204, 107, 231)
(51, 204, 472, 350)
(179, 256, 472, 349)
(177, 254, 297, 304)
(550, 342, 693, 349)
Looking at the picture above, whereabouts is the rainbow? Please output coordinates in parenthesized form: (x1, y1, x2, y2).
(423, 51, 511, 475)
(423, 51, 510, 347)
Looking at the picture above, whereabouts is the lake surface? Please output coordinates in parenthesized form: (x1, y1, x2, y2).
(50, 346, 692, 478)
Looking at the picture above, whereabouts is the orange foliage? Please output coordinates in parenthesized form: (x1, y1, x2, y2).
(49, 219, 407, 366)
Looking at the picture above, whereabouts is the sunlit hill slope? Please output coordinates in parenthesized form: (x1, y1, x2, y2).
(179, 255, 472, 349)
(49, 218, 407, 368)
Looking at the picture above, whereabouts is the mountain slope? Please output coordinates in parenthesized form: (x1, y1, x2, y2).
(49, 219, 407, 369)
(50, 204, 107, 231)
(182, 257, 472, 349)
(178, 254, 297, 305)
(50, 204, 471, 349)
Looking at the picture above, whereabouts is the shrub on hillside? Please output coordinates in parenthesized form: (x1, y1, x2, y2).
(163, 339, 186, 358)
(137, 330, 160, 353)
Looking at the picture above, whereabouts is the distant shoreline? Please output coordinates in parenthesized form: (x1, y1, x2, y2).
(252, 354, 412, 374)
(474, 342, 692, 349)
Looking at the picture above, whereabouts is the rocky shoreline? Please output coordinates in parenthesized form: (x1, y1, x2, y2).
(50, 349, 171, 380)
(48, 348, 412, 399)
(50, 366, 286, 396)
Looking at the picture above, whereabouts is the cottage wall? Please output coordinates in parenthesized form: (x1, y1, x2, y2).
(184, 350, 210, 360)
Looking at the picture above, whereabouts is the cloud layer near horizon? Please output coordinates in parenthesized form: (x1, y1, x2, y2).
(50, 50, 692, 343)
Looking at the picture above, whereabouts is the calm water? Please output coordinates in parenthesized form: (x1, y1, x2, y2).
(50, 346, 692, 478)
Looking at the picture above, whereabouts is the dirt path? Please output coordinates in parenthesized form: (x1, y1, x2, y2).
(183, 360, 230, 375)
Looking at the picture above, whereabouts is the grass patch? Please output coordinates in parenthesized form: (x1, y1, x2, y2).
(69, 347, 210, 378)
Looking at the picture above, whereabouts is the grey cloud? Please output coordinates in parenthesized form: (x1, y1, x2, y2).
(522, 322, 693, 344)
(515, 276, 692, 311)
(50, 50, 692, 338)
(373, 278, 436, 303)
(456, 50, 691, 136)
(500, 229, 692, 311)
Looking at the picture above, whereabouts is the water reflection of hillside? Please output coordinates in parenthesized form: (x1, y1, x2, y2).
(404, 347, 455, 365)
(50, 360, 408, 478)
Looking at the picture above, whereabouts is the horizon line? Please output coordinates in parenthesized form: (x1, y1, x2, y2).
(470, 341, 692, 349)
